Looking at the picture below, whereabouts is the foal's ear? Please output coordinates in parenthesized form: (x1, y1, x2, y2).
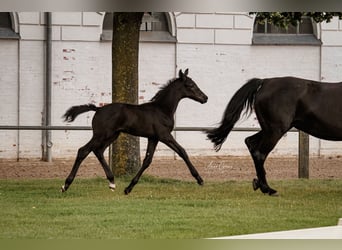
(184, 68, 189, 76)
(178, 69, 184, 79)
(178, 68, 189, 81)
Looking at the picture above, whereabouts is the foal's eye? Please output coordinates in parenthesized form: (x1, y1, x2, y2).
(185, 81, 195, 88)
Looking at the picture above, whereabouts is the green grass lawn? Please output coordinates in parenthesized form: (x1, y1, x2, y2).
(0, 176, 341, 239)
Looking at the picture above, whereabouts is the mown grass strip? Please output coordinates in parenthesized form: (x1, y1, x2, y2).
(0, 176, 341, 239)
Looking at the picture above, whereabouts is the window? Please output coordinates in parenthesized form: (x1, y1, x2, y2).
(101, 12, 176, 43)
(0, 13, 19, 39)
(252, 16, 321, 45)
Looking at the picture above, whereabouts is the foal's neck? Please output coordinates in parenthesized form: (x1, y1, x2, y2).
(153, 87, 183, 116)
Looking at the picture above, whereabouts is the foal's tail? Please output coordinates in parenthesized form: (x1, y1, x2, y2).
(206, 78, 263, 151)
(63, 104, 98, 122)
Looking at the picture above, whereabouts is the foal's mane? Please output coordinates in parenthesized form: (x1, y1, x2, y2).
(150, 77, 178, 102)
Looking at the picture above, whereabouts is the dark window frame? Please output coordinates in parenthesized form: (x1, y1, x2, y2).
(101, 12, 176, 43)
(252, 16, 321, 46)
(0, 13, 20, 40)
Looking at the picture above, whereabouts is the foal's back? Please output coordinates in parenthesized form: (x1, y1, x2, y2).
(91, 102, 173, 138)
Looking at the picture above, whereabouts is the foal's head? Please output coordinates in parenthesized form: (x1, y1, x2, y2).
(176, 69, 208, 104)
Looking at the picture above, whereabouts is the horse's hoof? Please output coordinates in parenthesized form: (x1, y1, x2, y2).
(268, 189, 278, 196)
(61, 185, 66, 193)
(252, 178, 260, 191)
(109, 183, 116, 192)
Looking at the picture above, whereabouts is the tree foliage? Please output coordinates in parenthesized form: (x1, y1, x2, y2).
(252, 12, 342, 28)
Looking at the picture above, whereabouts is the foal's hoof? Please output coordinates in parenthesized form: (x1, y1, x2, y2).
(197, 177, 204, 186)
(109, 183, 116, 192)
(124, 187, 131, 195)
(61, 185, 66, 193)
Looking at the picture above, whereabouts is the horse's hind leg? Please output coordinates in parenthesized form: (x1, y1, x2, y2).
(245, 131, 282, 196)
(124, 138, 158, 194)
(61, 139, 94, 192)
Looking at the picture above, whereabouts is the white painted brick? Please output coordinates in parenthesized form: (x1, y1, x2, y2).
(52, 26, 62, 41)
(234, 14, 253, 29)
(321, 17, 339, 30)
(176, 13, 195, 28)
(61, 26, 101, 41)
(52, 12, 82, 25)
(18, 12, 40, 24)
(0, 41, 19, 125)
(82, 12, 103, 26)
(321, 30, 342, 46)
(196, 13, 233, 29)
(139, 43, 175, 103)
(215, 29, 252, 44)
(320, 46, 342, 82)
(19, 41, 45, 131)
(177, 28, 214, 44)
(17, 131, 42, 158)
(20, 25, 45, 40)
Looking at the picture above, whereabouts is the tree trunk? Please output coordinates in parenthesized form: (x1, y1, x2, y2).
(111, 12, 143, 175)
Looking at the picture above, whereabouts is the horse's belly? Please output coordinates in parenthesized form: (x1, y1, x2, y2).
(295, 118, 342, 141)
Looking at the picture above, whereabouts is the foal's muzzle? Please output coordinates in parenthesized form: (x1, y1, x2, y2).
(200, 94, 208, 104)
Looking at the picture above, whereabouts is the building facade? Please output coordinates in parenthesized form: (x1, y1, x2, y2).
(1, 12, 342, 159)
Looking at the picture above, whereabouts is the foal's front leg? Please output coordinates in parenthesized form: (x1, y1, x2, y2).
(124, 139, 158, 194)
(161, 135, 204, 185)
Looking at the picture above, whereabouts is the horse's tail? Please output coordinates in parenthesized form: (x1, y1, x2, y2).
(206, 78, 263, 151)
(63, 104, 98, 122)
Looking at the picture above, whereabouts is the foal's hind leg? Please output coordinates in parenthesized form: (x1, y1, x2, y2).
(124, 138, 158, 194)
(93, 142, 116, 191)
(245, 131, 282, 196)
(61, 139, 93, 192)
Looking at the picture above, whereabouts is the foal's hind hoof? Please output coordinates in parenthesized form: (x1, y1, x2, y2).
(109, 183, 116, 192)
(197, 177, 204, 186)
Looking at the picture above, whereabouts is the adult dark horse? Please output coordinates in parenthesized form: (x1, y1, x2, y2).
(206, 77, 342, 196)
(61, 69, 208, 194)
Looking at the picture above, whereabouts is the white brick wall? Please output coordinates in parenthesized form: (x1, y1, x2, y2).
(321, 17, 342, 46)
(18, 12, 40, 24)
(178, 29, 215, 44)
(61, 26, 101, 41)
(82, 12, 104, 26)
(176, 12, 253, 45)
(215, 29, 252, 44)
(196, 14, 234, 29)
(20, 25, 45, 40)
(176, 13, 195, 28)
(0, 41, 19, 158)
(1, 12, 342, 159)
(52, 12, 82, 26)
